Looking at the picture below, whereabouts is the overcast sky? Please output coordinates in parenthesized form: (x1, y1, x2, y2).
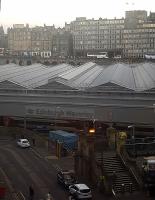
(0, 0, 155, 29)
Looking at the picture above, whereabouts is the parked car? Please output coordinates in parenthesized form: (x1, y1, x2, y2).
(69, 184, 92, 199)
(17, 139, 30, 148)
(57, 170, 76, 188)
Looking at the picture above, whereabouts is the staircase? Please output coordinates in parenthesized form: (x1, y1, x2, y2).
(96, 151, 139, 194)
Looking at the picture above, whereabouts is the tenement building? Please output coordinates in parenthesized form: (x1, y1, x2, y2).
(0, 26, 7, 49)
(31, 25, 56, 58)
(6, 10, 155, 59)
(7, 24, 56, 58)
(122, 10, 155, 58)
(66, 17, 124, 57)
(7, 24, 31, 56)
(66, 10, 155, 58)
(52, 28, 73, 58)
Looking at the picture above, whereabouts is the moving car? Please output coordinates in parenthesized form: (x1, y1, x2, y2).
(69, 184, 92, 199)
(57, 170, 76, 188)
(17, 139, 30, 148)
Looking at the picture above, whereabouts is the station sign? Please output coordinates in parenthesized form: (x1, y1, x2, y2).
(25, 106, 95, 120)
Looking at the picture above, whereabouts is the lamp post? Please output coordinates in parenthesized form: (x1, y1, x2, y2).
(128, 125, 135, 140)
(54, 106, 60, 130)
(88, 119, 96, 136)
(128, 125, 136, 156)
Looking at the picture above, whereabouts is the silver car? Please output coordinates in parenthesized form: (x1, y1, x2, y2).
(17, 139, 30, 148)
(69, 184, 92, 199)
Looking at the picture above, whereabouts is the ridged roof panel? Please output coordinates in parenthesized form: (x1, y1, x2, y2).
(58, 62, 97, 81)
(0, 62, 155, 91)
(90, 62, 155, 91)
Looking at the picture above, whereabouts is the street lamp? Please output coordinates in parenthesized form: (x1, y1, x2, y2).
(128, 125, 135, 140)
(54, 106, 60, 130)
(128, 125, 136, 156)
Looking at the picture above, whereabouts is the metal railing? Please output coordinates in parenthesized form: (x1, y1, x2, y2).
(126, 137, 155, 144)
(125, 141, 155, 157)
(118, 152, 141, 188)
(112, 188, 120, 200)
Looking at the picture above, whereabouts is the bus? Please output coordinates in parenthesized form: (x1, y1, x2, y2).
(144, 54, 155, 60)
(87, 52, 108, 59)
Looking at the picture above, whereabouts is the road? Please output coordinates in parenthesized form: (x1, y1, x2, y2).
(0, 137, 154, 200)
(0, 138, 69, 200)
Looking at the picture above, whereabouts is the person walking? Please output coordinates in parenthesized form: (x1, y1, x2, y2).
(29, 186, 34, 200)
(46, 192, 52, 200)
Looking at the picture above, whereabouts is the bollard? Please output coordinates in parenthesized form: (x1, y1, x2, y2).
(129, 183, 133, 193)
(121, 183, 125, 193)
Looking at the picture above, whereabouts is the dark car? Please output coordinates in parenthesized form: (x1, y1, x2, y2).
(57, 170, 76, 188)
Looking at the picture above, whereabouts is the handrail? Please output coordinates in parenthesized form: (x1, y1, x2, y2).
(125, 141, 155, 146)
(118, 152, 141, 187)
(126, 137, 155, 144)
(112, 188, 120, 200)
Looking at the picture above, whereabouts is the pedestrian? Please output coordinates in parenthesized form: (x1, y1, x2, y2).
(112, 171, 116, 184)
(29, 185, 34, 200)
(46, 192, 52, 200)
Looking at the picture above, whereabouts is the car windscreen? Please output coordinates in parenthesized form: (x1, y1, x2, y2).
(80, 189, 90, 193)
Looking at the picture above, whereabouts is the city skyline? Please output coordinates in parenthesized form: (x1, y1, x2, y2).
(0, 0, 155, 31)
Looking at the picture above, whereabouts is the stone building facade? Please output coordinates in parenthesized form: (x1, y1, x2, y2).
(7, 24, 73, 58)
(0, 26, 7, 49)
(31, 25, 56, 57)
(52, 28, 73, 58)
(5, 10, 155, 59)
(122, 11, 155, 58)
(7, 24, 31, 55)
(66, 10, 155, 58)
(66, 17, 124, 57)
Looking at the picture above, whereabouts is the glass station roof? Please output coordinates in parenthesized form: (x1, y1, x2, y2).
(90, 62, 155, 91)
(0, 63, 73, 89)
(0, 62, 155, 91)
